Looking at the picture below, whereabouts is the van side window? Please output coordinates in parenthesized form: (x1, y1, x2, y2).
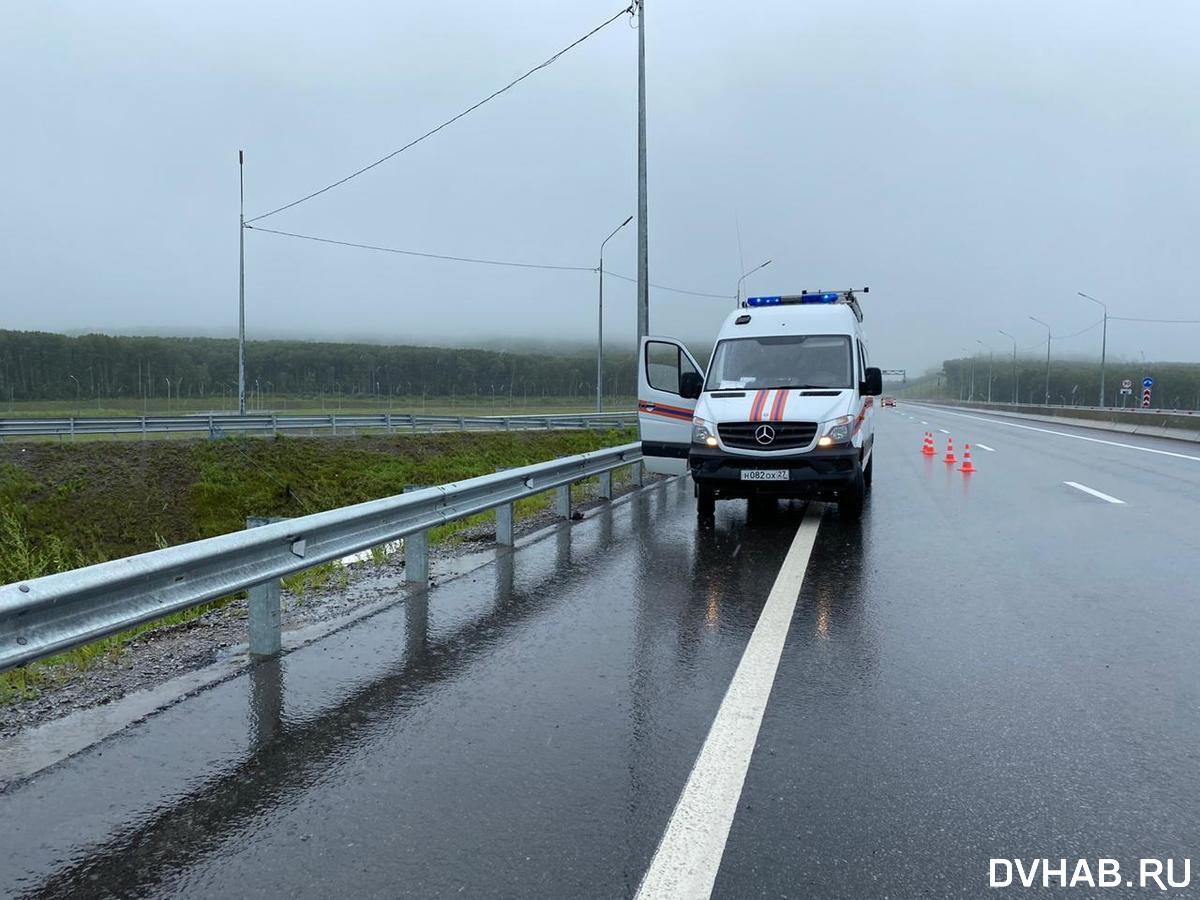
(857, 341, 866, 382)
(647, 341, 683, 394)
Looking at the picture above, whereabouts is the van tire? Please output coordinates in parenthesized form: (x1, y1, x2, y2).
(863, 453, 874, 491)
(838, 468, 866, 519)
(697, 483, 716, 517)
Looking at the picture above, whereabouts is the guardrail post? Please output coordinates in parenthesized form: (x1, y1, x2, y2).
(69, 417, 75, 441)
(271, 414, 278, 437)
(630, 461, 644, 487)
(556, 483, 571, 518)
(496, 501, 515, 545)
(141, 416, 147, 441)
(458, 416, 465, 431)
(403, 486, 430, 585)
(386, 413, 393, 434)
(245, 516, 283, 658)
(599, 470, 613, 500)
(494, 468, 515, 545)
(330, 414, 337, 436)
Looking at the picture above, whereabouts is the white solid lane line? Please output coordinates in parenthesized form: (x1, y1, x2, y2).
(973, 443, 996, 452)
(926, 408, 1200, 463)
(635, 505, 822, 900)
(1064, 481, 1126, 504)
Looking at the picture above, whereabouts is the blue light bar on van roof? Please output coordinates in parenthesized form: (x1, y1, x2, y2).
(747, 292, 840, 307)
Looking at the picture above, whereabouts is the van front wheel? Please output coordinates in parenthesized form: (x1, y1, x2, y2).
(697, 483, 716, 517)
(838, 468, 866, 519)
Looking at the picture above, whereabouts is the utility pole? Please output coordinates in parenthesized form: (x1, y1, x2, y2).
(636, 0, 649, 345)
(1078, 292, 1108, 407)
(238, 150, 247, 416)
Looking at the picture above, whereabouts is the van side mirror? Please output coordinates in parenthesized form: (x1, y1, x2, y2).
(679, 371, 703, 400)
(862, 367, 883, 397)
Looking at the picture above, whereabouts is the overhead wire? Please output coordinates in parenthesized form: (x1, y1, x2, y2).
(245, 225, 732, 300)
(246, 225, 595, 272)
(245, 4, 636, 224)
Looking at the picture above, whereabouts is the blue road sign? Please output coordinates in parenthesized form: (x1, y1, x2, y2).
(1142, 377, 1154, 388)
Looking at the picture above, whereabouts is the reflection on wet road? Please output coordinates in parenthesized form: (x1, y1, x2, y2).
(3, 410, 1200, 899)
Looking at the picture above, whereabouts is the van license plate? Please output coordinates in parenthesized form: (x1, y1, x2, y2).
(740, 469, 789, 481)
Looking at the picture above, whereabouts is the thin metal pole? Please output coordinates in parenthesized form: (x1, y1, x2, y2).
(1078, 292, 1108, 407)
(238, 150, 246, 416)
(1100, 311, 1107, 407)
(636, 0, 649, 344)
(1000, 330, 1016, 403)
(1030, 317, 1051, 405)
(597, 251, 603, 413)
(598, 216, 633, 414)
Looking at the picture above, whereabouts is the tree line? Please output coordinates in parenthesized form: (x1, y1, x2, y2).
(930, 357, 1200, 409)
(0, 330, 640, 402)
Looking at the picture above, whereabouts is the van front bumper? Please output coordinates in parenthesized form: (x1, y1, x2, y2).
(688, 444, 861, 499)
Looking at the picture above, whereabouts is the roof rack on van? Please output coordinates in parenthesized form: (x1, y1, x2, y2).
(745, 287, 869, 322)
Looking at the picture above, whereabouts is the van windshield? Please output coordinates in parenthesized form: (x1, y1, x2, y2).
(704, 334, 853, 391)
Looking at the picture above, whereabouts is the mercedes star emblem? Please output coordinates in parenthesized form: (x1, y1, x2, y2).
(754, 424, 776, 445)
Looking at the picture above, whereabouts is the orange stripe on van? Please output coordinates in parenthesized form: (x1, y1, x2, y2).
(749, 390, 769, 420)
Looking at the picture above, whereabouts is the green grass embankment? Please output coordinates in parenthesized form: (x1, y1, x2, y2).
(1, 428, 636, 702)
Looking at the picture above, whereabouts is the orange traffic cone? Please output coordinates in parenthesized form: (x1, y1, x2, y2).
(942, 437, 957, 464)
(959, 444, 977, 473)
(921, 432, 936, 455)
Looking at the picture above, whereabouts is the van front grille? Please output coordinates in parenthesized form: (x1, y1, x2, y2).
(718, 421, 818, 450)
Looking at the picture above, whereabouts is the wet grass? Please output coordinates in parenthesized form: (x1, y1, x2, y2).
(1, 428, 636, 704)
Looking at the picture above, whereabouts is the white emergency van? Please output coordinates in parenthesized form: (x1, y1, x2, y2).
(637, 289, 882, 518)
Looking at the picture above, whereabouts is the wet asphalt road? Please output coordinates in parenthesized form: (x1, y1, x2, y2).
(3, 406, 1199, 899)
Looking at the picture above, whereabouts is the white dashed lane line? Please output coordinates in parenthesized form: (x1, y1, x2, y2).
(973, 443, 996, 452)
(1064, 482, 1126, 504)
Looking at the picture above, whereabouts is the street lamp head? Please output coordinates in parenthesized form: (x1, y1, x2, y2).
(621, 215, 633, 227)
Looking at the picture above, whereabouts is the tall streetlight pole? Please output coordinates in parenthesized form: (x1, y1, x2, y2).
(977, 339, 993, 403)
(961, 347, 975, 401)
(67, 374, 80, 416)
(635, 0, 649, 346)
(1030, 316, 1052, 405)
(597, 216, 633, 413)
(998, 330, 1017, 404)
(735, 259, 772, 309)
(238, 150, 247, 416)
(1077, 291, 1108, 407)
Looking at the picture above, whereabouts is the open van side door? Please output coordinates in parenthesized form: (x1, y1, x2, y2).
(638, 336, 704, 475)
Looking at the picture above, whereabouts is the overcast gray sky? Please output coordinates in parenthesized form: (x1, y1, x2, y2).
(2, 0, 1198, 373)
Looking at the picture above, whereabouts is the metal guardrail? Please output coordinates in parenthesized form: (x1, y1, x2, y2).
(0, 411, 636, 439)
(0, 442, 644, 672)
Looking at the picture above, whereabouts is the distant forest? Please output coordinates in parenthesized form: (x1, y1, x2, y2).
(0, 331, 639, 402)
(937, 356, 1200, 409)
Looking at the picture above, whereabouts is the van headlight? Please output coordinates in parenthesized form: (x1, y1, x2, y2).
(692, 417, 719, 447)
(818, 415, 853, 447)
